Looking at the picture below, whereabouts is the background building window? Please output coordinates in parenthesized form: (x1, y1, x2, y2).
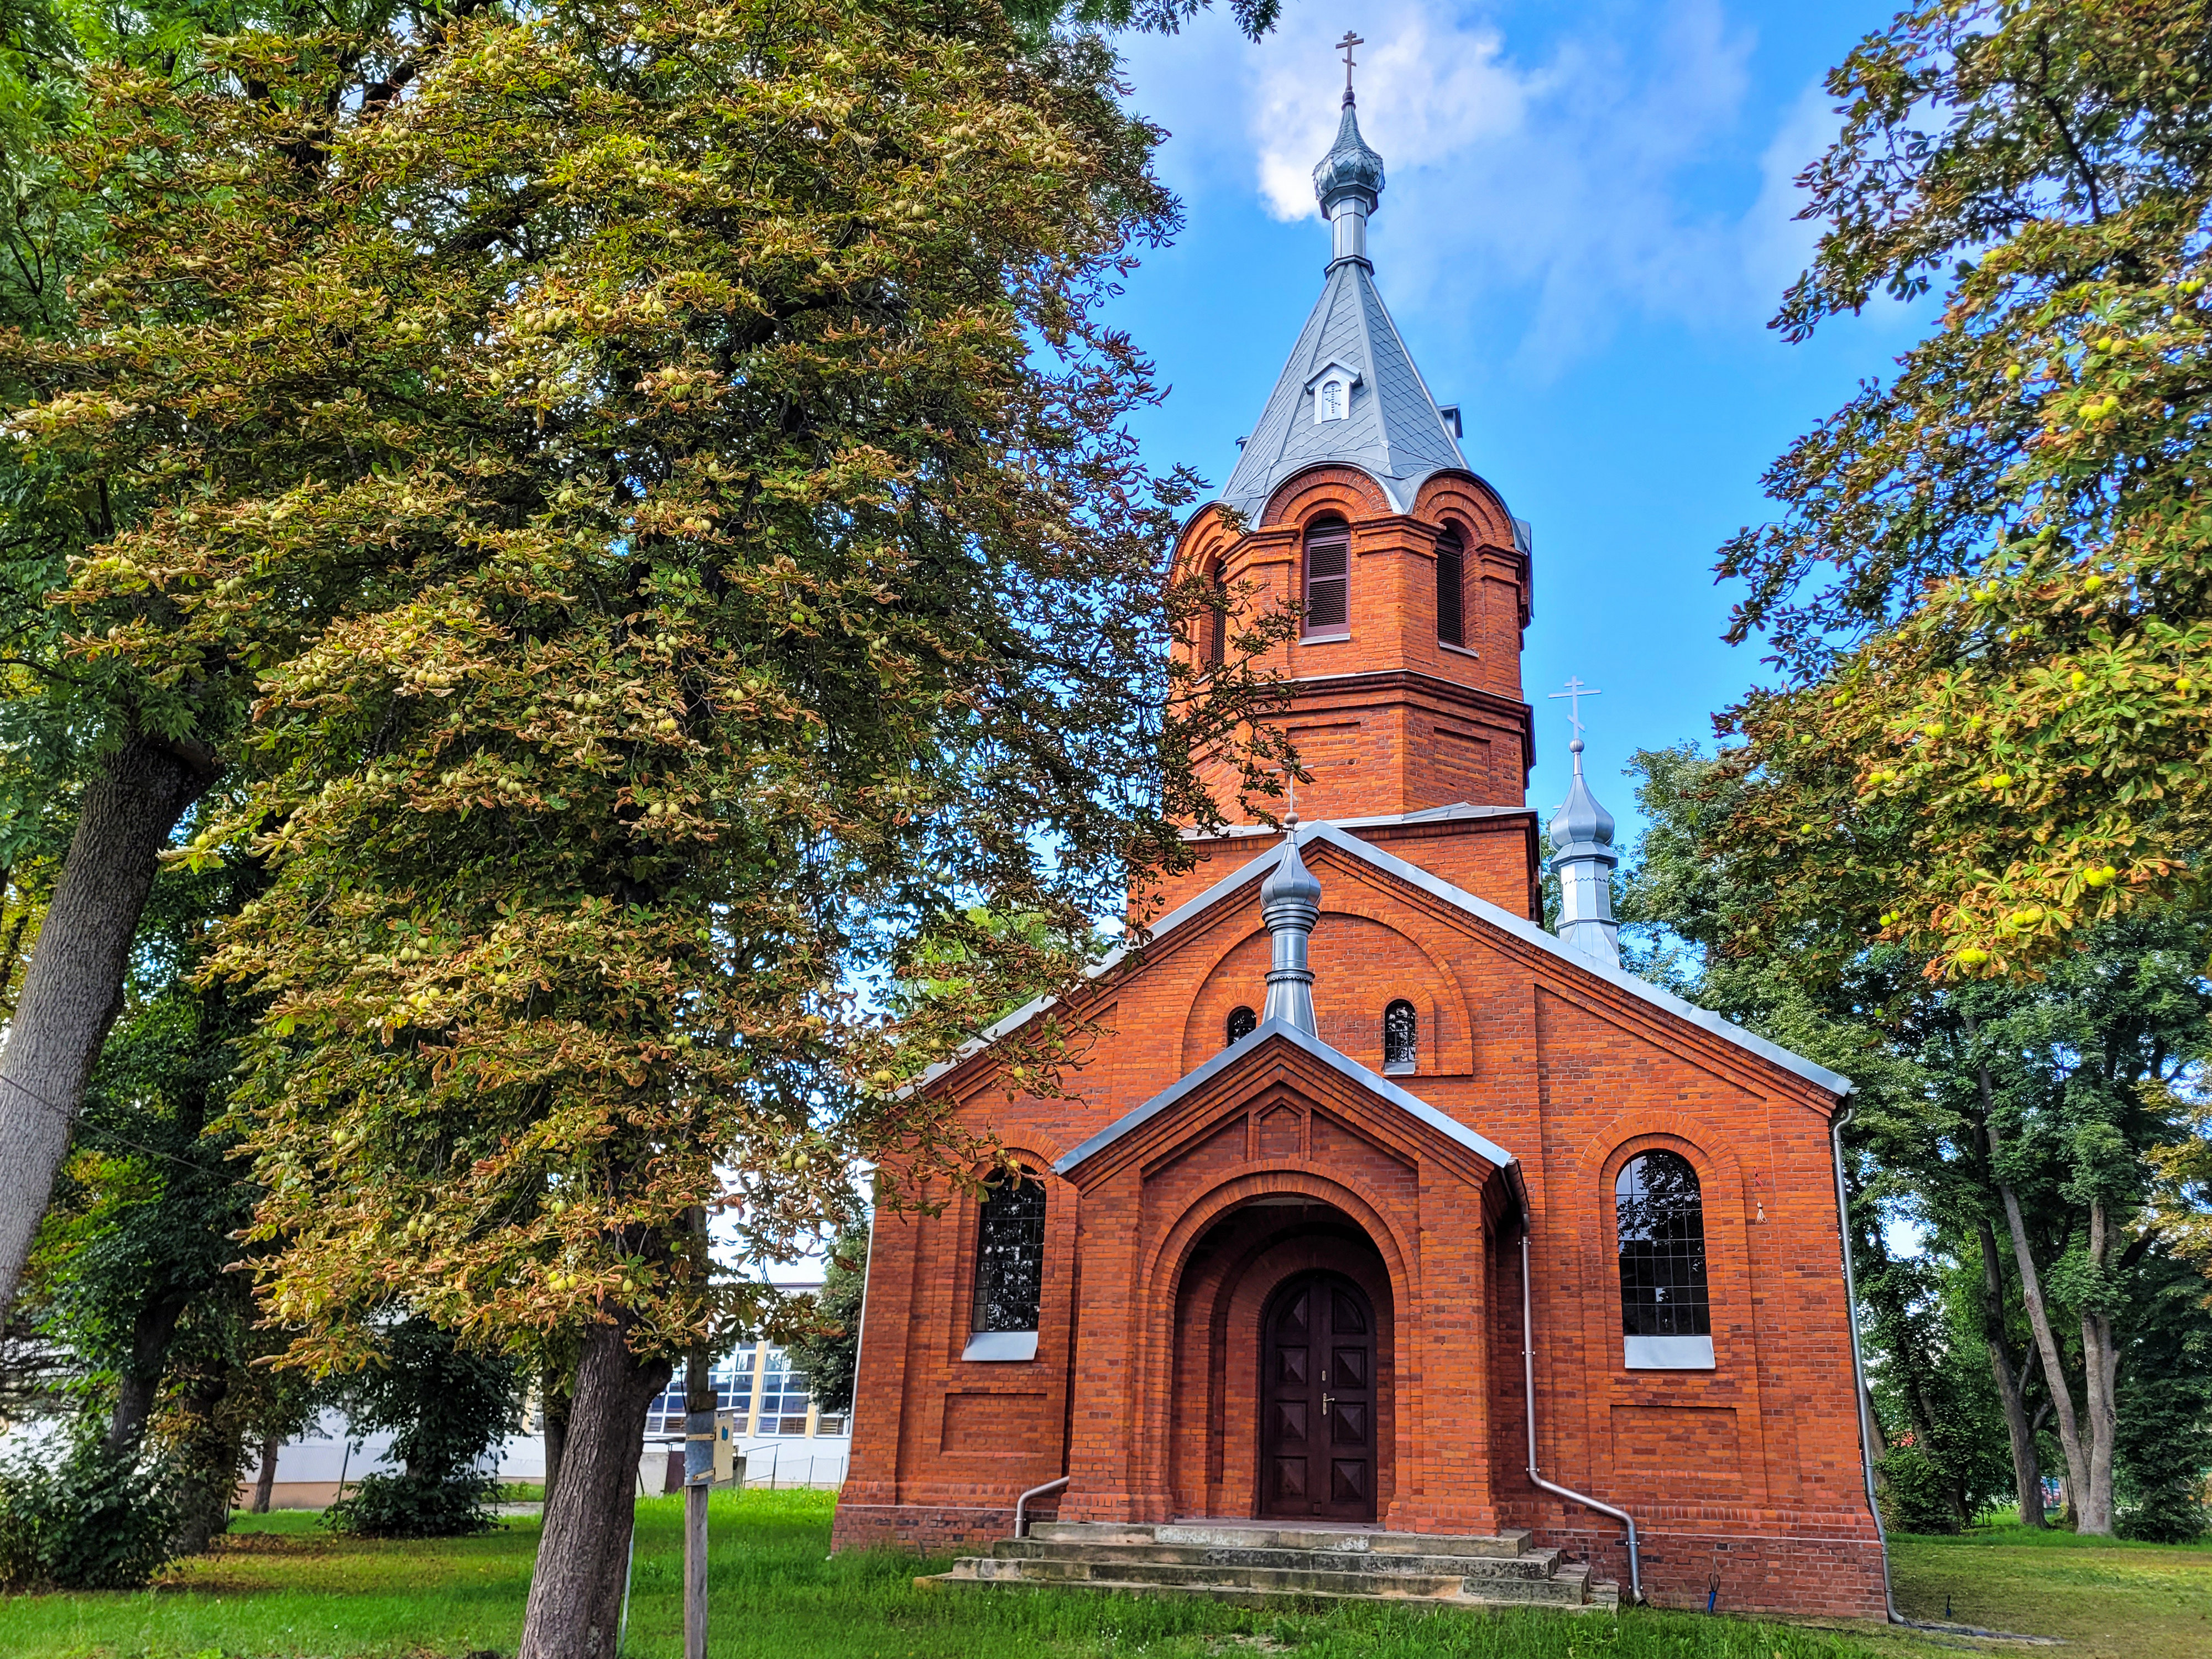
(1226, 1005, 1258, 1045)
(1382, 1000, 1417, 1073)
(1435, 528, 1465, 648)
(1616, 1151, 1713, 1367)
(972, 1171, 1047, 1333)
(753, 1349, 818, 1436)
(1304, 520, 1349, 636)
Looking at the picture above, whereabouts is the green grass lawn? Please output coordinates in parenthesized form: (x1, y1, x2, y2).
(1886, 1517, 2212, 1659)
(0, 1491, 2203, 1659)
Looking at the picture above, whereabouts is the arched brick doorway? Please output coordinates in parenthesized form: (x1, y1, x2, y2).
(1167, 1199, 1395, 1522)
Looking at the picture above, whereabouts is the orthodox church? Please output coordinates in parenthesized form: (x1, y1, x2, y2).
(833, 75, 1890, 1619)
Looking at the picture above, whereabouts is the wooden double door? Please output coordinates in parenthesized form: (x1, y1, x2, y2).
(1259, 1271, 1376, 1521)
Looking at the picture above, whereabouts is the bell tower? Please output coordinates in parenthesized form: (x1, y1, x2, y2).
(1177, 62, 1536, 841)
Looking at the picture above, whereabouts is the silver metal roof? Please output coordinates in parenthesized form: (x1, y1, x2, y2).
(1218, 254, 1471, 523)
(1053, 1015, 1517, 1177)
(909, 817, 1852, 1102)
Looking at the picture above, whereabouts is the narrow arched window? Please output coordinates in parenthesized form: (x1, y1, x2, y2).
(1225, 1005, 1257, 1045)
(1303, 518, 1349, 638)
(1204, 560, 1228, 669)
(1616, 1150, 1714, 1369)
(972, 1170, 1046, 1337)
(1382, 1000, 1417, 1073)
(1434, 528, 1465, 648)
(1319, 377, 1345, 420)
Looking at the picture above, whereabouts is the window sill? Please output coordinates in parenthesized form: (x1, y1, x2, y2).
(1439, 641, 1481, 660)
(1300, 632, 1350, 644)
(1381, 1061, 1416, 1077)
(1623, 1334, 1715, 1370)
(962, 1331, 1040, 1363)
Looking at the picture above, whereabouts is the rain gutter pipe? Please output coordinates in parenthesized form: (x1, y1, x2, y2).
(1014, 1475, 1070, 1539)
(1829, 1099, 1903, 1625)
(1521, 1221, 1642, 1605)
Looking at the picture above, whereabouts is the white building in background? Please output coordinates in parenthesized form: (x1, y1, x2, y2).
(248, 1285, 852, 1508)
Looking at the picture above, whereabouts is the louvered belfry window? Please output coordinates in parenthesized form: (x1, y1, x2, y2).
(1206, 561, 1228, 667)
(1615, 1151, 1711, 1338)
(1435, 528, 1466, 648)
(972, 1170, 1047, 1333)
(1304, 519, 1350, 637)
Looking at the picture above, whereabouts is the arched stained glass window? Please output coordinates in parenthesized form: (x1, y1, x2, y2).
(1225, 1005, 1258, 1045)
(972, 1171, 1046, 1335)
(1382, 1000, 1417, 1073)
(1615, 1150, 1714, 1369)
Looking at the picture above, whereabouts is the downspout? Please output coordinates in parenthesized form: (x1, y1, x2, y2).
(1830, 1098, 1903, 1624)
(1521, 1220, 1642, 1604)
(1014, 1474, 1071, 1539)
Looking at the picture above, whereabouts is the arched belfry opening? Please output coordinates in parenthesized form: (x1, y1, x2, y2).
(1167, 1196, 1395, 1523)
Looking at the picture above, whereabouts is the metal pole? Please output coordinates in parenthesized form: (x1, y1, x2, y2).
(683, 1205, 713, 1659)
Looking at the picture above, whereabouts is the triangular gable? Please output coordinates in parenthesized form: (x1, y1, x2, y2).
(1052, 1016, 1516, 1180)
(914, 820, 1850, 1100)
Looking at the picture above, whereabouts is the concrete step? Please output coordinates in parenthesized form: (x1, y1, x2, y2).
(989, 1536, 1564, 1582)
(929, 1551, 1592, 1609)
(930, 1519, 1604, 1613)
(1027, 1520, 1530, 1558)
(918, 1564, 1605, 1614)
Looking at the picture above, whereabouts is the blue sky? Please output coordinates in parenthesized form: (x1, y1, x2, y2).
(1107, 0, 1924, 843)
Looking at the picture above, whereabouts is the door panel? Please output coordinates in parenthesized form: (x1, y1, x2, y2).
(1259, 1272, 1376, 1520)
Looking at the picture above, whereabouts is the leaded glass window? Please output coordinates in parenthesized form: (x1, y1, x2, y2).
(1615, 1151, 1710, 1338)
(1226, 1005, 1258, 1045)
(1383, 1000, 1417, 1073)
(972, 1171, 1046, 1333)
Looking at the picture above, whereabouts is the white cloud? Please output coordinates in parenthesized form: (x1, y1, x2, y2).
(1124, 1, 1846, 373)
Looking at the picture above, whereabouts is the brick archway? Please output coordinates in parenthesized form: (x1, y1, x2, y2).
(1166, 1197, 1396, 1521)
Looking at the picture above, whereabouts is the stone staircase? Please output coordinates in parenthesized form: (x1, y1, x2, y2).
(919, 1520, 1619, 1613)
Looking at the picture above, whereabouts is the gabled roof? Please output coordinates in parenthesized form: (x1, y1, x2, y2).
(1218, 258, 1470, 524)
(1053, 1015, 1515, 1176)
(915, 818, 1851, 1100)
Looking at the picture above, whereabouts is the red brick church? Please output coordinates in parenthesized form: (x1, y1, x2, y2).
(833, 76, 1891, 1619)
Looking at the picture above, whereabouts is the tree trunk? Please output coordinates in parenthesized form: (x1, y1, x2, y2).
(1974, 1215, 2045, 1527)
(542, 1363, 572, 1508)
(518, 1313, 671, 1659)
(169, 1372, 240, 1556)
(1994, 1168, 2098, 1530)
(251, 1426, 282, 1514)
(1975, 1052, 2104, 1534)
(105, 1292, 188, 1458)
(2077, 1198, 2120, 1534)
(0, 737, 213, 1315)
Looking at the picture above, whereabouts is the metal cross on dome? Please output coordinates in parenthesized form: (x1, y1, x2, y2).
(1337, 30, 1363, 100)
(1549, 675, 1602, 743)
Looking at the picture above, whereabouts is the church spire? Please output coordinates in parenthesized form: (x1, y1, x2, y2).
(1546, 679, 1620, 964)
(1259, 815, 1322, 1035)
(1313, 32, 1384, 268)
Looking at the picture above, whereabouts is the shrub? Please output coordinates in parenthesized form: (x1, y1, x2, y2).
(324, 1469, 499, 1538)
(1877, 1442, 1966, 1535)
(0, 1437, 177, 1589)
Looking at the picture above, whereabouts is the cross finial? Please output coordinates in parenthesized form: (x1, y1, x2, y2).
(1548, 676, 1602, 770)
(1337, 31, 1363, 105)
(1283, 763, 1300, 830)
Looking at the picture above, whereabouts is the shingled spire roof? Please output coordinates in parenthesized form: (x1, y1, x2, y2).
(1217, 90, 1470, 524)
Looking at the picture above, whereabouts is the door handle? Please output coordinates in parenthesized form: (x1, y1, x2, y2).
(1322, 1393, 1335, 1416)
